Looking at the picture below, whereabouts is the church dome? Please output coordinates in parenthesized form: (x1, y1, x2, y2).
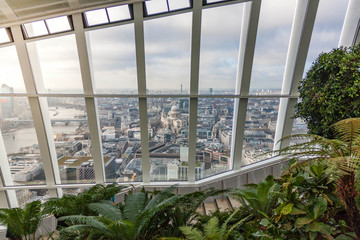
(170, 105, 180, 112)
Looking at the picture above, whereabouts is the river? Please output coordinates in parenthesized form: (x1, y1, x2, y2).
(2, 107, 85, 154)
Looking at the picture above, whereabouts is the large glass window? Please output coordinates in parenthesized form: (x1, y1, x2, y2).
(27, 35, 84, 94)
(242, 98, 279, 166)
(199, 3, 243, 95)
(147, 98, 189, 181)
(96, 97, 142, 182)
(196, 98, 234, 179)
(45, 97, 94, 184)
(87, 24, 138, 94)
(0, 97, 45, 185)
(249, 0, 296, 94)
(144, 13, 192, 94)
(0, 46, 26, 93)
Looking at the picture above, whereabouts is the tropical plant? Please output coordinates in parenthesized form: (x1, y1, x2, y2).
(230, 175, 281, 218)
(295, 43, 360, 138)
(59, 185, 182, 239)
(44, 183, 127, 218)
(177, 209, 250, 240)
(0, 200, 46, 240)
(278, 118, 360, 238)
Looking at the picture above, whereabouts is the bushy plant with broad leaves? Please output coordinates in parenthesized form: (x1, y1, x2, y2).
(295, 43, 360, 138)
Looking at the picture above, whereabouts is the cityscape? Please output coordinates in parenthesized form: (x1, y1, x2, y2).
(0, 84, 307, 206)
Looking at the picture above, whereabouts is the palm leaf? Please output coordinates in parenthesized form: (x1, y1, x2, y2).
(179, 226, 203, 240)
(88, 202, 122, 221)
(123, 192, 146, 222)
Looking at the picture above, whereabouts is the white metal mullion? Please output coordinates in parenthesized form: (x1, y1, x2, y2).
(133, 2, 150, 183)
(187, 0, 202, 182)
(273, 0, 319, 151)
(231, 0, 261, 170)
(0, 130, 18, 207)
(338, 0, 360, 47)
(11, 25, 62, 197)
(73, 13, 105, 184)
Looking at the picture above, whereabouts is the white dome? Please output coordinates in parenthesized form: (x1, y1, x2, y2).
(170, 105, 180, 112)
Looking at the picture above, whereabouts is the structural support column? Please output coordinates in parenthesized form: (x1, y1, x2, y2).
(133, 2, 150, 183)
(338, 0, 360, 47)
(187, 0, 203, 182)
(12, 25, 62, 197)
(232, 0, 261, 169)
(0, 131, 18, 208)
(73, 13, 106, 184)
(273, 0, 319, 151)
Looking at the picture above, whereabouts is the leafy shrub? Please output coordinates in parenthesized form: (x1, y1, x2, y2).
(295, 43, 360, 138)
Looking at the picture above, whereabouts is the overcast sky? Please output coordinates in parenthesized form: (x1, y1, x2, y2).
(0, 0, 350, 93)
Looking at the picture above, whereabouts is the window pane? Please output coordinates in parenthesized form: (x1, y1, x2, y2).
(96, 98, 142, 182)
(0, 46, 26, 93)
(45, 16, 71, 34)
(45, 97, 95, 184)
(242, 98, 279, 166)
(16, 189, 49, 208)
(199, 3, 243, 95)
(0, 28, 11, 44)
(1, 97, 45, 185)
(107, 5, 131, 22)
(196, 98, 233, 180)
(145, 0, 168, 15)
(147, 98, 189, 181)
(144, 13, 191, 94)
(206, 0, 226, 3)
(85, 8, 109, 26)
(249, 0, 296, 94)
(24, 20, 48, 37)
(87, 24, 138, 94)
(27, 35, 84, 94)
(168, 0, 190, 11)
(303, 0, 349, 78)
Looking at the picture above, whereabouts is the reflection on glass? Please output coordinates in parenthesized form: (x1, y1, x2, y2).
(0, 46, 26, 93)
(45, 97, 94, 184)
(85, 8, 109, 26)
(250, 0, 296, 94)
(199, 3, 243, 95)
(144, 13, 191, 94)
(45, 16, 71, 34)
(147, 98, 189, 181)
(145, 0, 168, 15)
(0, 97, 45, 185)
(27, 34, 84, 94)
(107, 5, 131, 22)
(207, 0, 226, 3)
(303, 0, 349, 78)
(24, 20, 48, 37)
(0, 28, 11, 44)
(87, 24, 138, 94)
(242, 98, 279, 166)
(196, 98, 234, 180)
(96, 98, 142, 182)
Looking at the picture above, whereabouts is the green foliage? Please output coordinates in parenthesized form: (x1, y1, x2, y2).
(44, 183, 126, 218)
(0, 200, 46, 240)
(295, 43, 360, 138)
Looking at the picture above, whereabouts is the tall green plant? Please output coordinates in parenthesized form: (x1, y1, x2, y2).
(0, 200, 46, 240)
(278, 118, 360, 237)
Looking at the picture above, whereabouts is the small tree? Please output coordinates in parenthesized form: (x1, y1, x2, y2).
(295, 43, 360, 138)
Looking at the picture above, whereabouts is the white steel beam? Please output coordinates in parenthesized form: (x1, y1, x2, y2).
(0, 130, 18, 208)
(11, 25, 62, 197)
(133, 2, 150, 183)
(232, 0, 261, 169)
(339, 0, 360, 47)
(187, 0, 203, 182)
(274, 0, 319, 151)
(73, 13, 106, 184)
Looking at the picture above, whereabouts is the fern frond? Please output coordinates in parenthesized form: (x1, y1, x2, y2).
(88, 202, 122, 221)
